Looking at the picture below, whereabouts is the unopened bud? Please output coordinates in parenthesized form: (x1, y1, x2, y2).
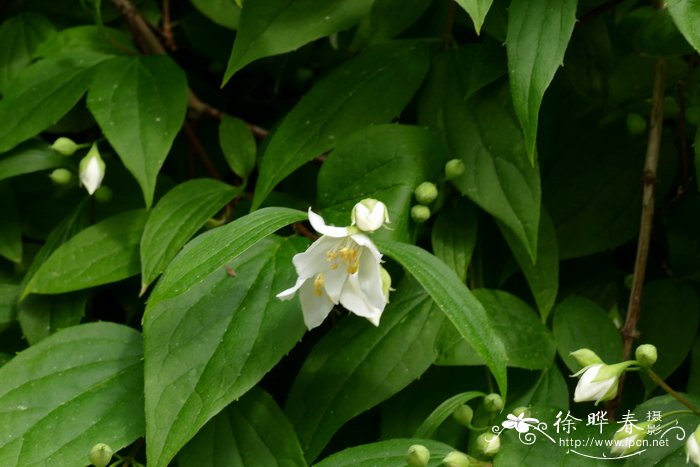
(351, 198, 390, 232)
(411, 205, 430, 223)
(476, 432, 500, 457)
(79, 143, 106, 195)
(445, 159, 465, 179)
(635, 344, 657, 367)
(442, 450, 479, 467)
(88, 443, 113, 467)
(512, 406, 531, 418)
(51, 137, 79, 156)
(570, 348, 603, 367)
(49, 168, 72, 185)
(94, 186, 113, 203)
(452, 404, 473, 427)
(406, 444, 430, 466)
(626, 113, 647, 135)
(483, 393, 504, 413)
(414, 182, 438, 205)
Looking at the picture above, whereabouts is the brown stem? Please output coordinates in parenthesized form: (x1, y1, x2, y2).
(182, 122, 223, 180)
(293, 222, 318, 241)
(442, 0, 456, 49)
(161, 0, 177, 51)
(646, 368, 700, 415)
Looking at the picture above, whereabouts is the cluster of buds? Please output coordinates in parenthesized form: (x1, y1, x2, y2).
(49, 137, 107, 197)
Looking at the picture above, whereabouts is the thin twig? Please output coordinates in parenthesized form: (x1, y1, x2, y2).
(161, 0, 177, 51)
(182, 122, 223, 180)
(442, 0, 456, 49)
(646, 368, 700, 415)
(609, 58, 667, 419)
(293, 222, 318, 241)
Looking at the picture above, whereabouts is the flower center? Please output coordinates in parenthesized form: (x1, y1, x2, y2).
(325, 239, 361, 274)
(314, 273, 325, 296)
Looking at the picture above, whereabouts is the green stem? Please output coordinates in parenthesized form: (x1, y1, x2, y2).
(646, 368, 700, 415)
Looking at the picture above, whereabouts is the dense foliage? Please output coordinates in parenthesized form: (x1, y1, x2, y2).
(2, 0, 700, 465)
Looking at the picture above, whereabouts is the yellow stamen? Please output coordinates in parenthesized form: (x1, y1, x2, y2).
(314, 273, 325, 296)
(347, 262, 359, 274)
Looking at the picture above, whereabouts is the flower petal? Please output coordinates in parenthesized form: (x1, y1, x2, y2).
(308, 209, 350, 237)
(350, 233, 382, 261)
(356, 249, 386, 309)
(299, 279, 335, 330)
(276, 276, 305, 300)
(339, 274, 383, 326)
(323, 266, 348, 303)
(291, 235, 337, 279)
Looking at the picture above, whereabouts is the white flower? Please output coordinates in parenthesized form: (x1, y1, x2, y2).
(610, 422, 651, 456)
(277, 209, 388, 329)
(502, 412, 539, 433)
(351, 198, 389, 232)
(573, 362, 632, 405)
(79, 143, 105, 195)
(687, 425, 700, 466)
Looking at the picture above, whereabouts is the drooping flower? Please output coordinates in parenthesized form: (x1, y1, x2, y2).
(277, 208, 389, 329)
(79, 143, 106, 195)
(501, 412, 539, 433)
(687, 425, 700, 466)
(573, 361, 633, 405)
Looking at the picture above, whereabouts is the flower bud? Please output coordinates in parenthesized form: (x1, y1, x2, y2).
(570, 348, 603, 367)
(49, 168, 72, 185)
(452, 404, 473, 427)
(476, 432, 500, 457)
(442, 451, 472, 467)
(445, 159, 465, 179)
(626, 113, 647, 135)
(406, 444, 430, 467)
(610, 421, 652, 456)
(512, 406, 531, 418)
(94, 186, 113, 203)
(483, 393, 504, 413)
(351, 198, 389, 232)
(686, 424, 700, 466)
(635, 344, 657, 367)
(88, 443, 113, 467)
(51, 137, 79, 156)
(411, 205, 430, 223)
(573, 361, 634, 405)
(79, 143, 106, 195)
(414, 182, 438, 205)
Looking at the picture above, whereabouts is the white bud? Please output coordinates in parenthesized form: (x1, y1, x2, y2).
(476, 433, 500, 457)
(686, 424, 700, 466)
(406, 444, 430, 466)
(79, 143, 106, 195)
(351, 198, 389, 232)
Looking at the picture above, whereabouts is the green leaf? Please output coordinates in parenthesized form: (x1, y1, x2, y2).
(431, 200, 477, 283)
(413, 391, 485, 438)
(552, 296, 623, 372)
(506, 0, 577, 162)
(0, 55, 100, 153)
(140, 179, 239, 292)
(509, 366, 569, 412)
(148, 207, 306, 304)
(419, 50, 540, 260)
(252, 41, 430, 209)
(375, 240, 508, 399)
(285, 277, 444, 461)
(0, 13, 55, 93)
(191, 0, 241, 29)
(17, 292, 86, 345)
(144, 237, 306, 467)
(667, 0, 700, 53)
(0, 322, 144, 467)
(223, 0, 374, 81)
(435, 289, 556, 370)
(317, 124, 447, 243)
(34, 25, 137, 59)
(498, 210, 558, 320)
(638, 280, 700, 383)
(25, 209, 148, 295)
(0, 140, 66, 182)
(351, 0, 433, 47)
(178, 387, 306, 467)
(314, 438, 455, 467)
(219, 116, 256, 180)
(455, 0, 494, 34)
(87, 55, 188, 207)
(0, 284, 19, 331)
(0, 183, 21, 263)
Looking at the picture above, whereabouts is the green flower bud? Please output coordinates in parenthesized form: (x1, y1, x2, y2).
(88, 443, 113, 467)
(570, 348, 603, 367)
(411, 205, 430, 223)
(51, 137, 79, 156)
(94, 186, 113, 203)
(483, 393, 504, 413)
(635, 344, 657, 367)
(626, 113, 647, 135)
(476, 432, 500, 457)
(49, 168, 72, 185)
(414, 182, 438, 205)
(445, 159, 465, 180)
(512, 406, 531, 418)
(406, 444, 430, 467)
(442, 451, 471, 467)
(452, 404, 473, 427)
(380, 266, 392, 302)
